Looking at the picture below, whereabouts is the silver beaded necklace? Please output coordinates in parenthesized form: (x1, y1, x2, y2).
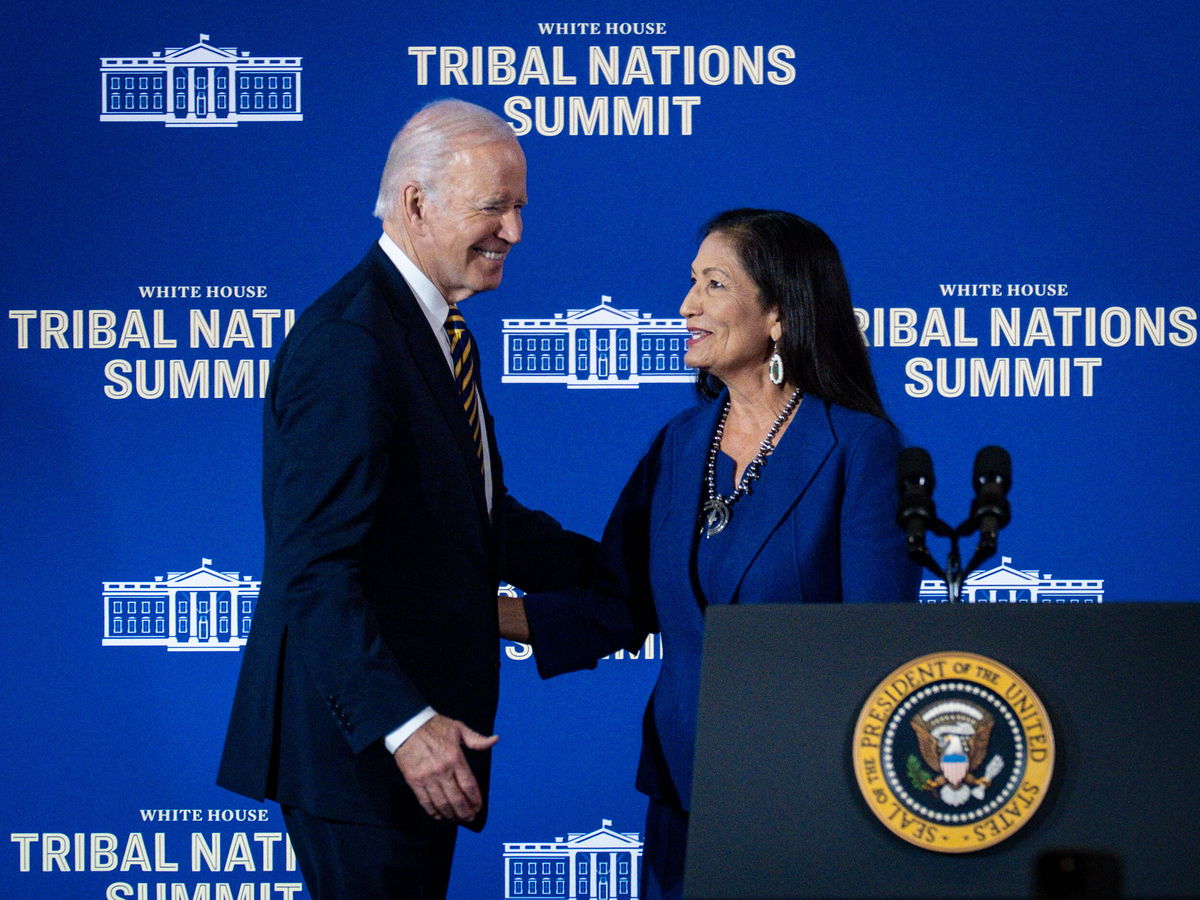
(700, 387, 804, 538)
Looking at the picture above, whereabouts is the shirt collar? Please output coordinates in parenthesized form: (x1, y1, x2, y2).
(378, 232, 451, 334)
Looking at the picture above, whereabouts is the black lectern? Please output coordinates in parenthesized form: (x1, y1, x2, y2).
(685, 603, 1200, 899)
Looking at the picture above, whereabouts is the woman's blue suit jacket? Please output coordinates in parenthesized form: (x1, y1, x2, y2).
(524, 393, 921, 810)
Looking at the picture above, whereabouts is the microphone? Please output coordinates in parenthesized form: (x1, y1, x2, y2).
(971, 446, 1012, 542)
(897, 447, 937, 546)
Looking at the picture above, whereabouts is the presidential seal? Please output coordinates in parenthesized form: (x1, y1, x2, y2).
(852, 652, 1054, 853)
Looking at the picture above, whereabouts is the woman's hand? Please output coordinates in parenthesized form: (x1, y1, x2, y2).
(498, 594, 530, 643)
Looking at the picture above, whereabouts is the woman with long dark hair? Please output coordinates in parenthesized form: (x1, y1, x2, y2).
(502, 209, 919, 899)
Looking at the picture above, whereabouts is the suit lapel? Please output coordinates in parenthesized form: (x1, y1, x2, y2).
(703, 395, 835, 606)
(368, 246, 491, 524)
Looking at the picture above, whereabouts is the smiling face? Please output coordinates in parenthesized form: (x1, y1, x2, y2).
(681, 231, 781, 384)
(398, 137, 527, 304)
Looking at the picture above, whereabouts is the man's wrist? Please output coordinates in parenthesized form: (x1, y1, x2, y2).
(384, 706, 437, 754)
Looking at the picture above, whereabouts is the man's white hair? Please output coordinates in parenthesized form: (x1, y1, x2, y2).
(373, 99, 517, 221)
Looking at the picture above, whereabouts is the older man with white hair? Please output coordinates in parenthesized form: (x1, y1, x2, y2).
(218, 99, 595, 899)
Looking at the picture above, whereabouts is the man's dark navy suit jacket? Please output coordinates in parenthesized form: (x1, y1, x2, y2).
(217, 244, 594, 829)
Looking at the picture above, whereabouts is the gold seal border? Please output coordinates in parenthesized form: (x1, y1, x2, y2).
(851, 651, 1055, 853)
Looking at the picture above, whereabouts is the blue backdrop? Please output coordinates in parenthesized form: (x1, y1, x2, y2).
(3, 1, 1197, 897)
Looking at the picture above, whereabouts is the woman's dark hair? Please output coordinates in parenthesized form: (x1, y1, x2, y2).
(696, 208, 887, 420)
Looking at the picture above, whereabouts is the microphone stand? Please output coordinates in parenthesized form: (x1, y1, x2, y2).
(909, 515, 997, 603)
(945, 530, 964, 604)
(900, 446, 1011, 603)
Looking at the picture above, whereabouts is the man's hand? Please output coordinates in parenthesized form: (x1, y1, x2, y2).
(392, 714, 499, 823)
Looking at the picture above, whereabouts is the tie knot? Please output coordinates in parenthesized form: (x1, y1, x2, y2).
(444, 306, 466, 333)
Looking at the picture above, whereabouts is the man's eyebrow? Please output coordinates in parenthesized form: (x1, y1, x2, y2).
(476, 195, 527, 206)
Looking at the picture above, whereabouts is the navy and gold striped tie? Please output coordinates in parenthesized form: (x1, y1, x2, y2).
(443, 306, 484, 468)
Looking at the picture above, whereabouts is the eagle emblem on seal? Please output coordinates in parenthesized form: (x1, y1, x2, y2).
(909, 699, 1006, 807)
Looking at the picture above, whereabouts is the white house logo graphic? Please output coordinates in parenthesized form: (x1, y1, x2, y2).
(102, 558, 259, 651)
(919, 557, 1103, 603)
(501, 296, 692, 389)
(502, 819, 643, 899)
(100, 34, 302, 127)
